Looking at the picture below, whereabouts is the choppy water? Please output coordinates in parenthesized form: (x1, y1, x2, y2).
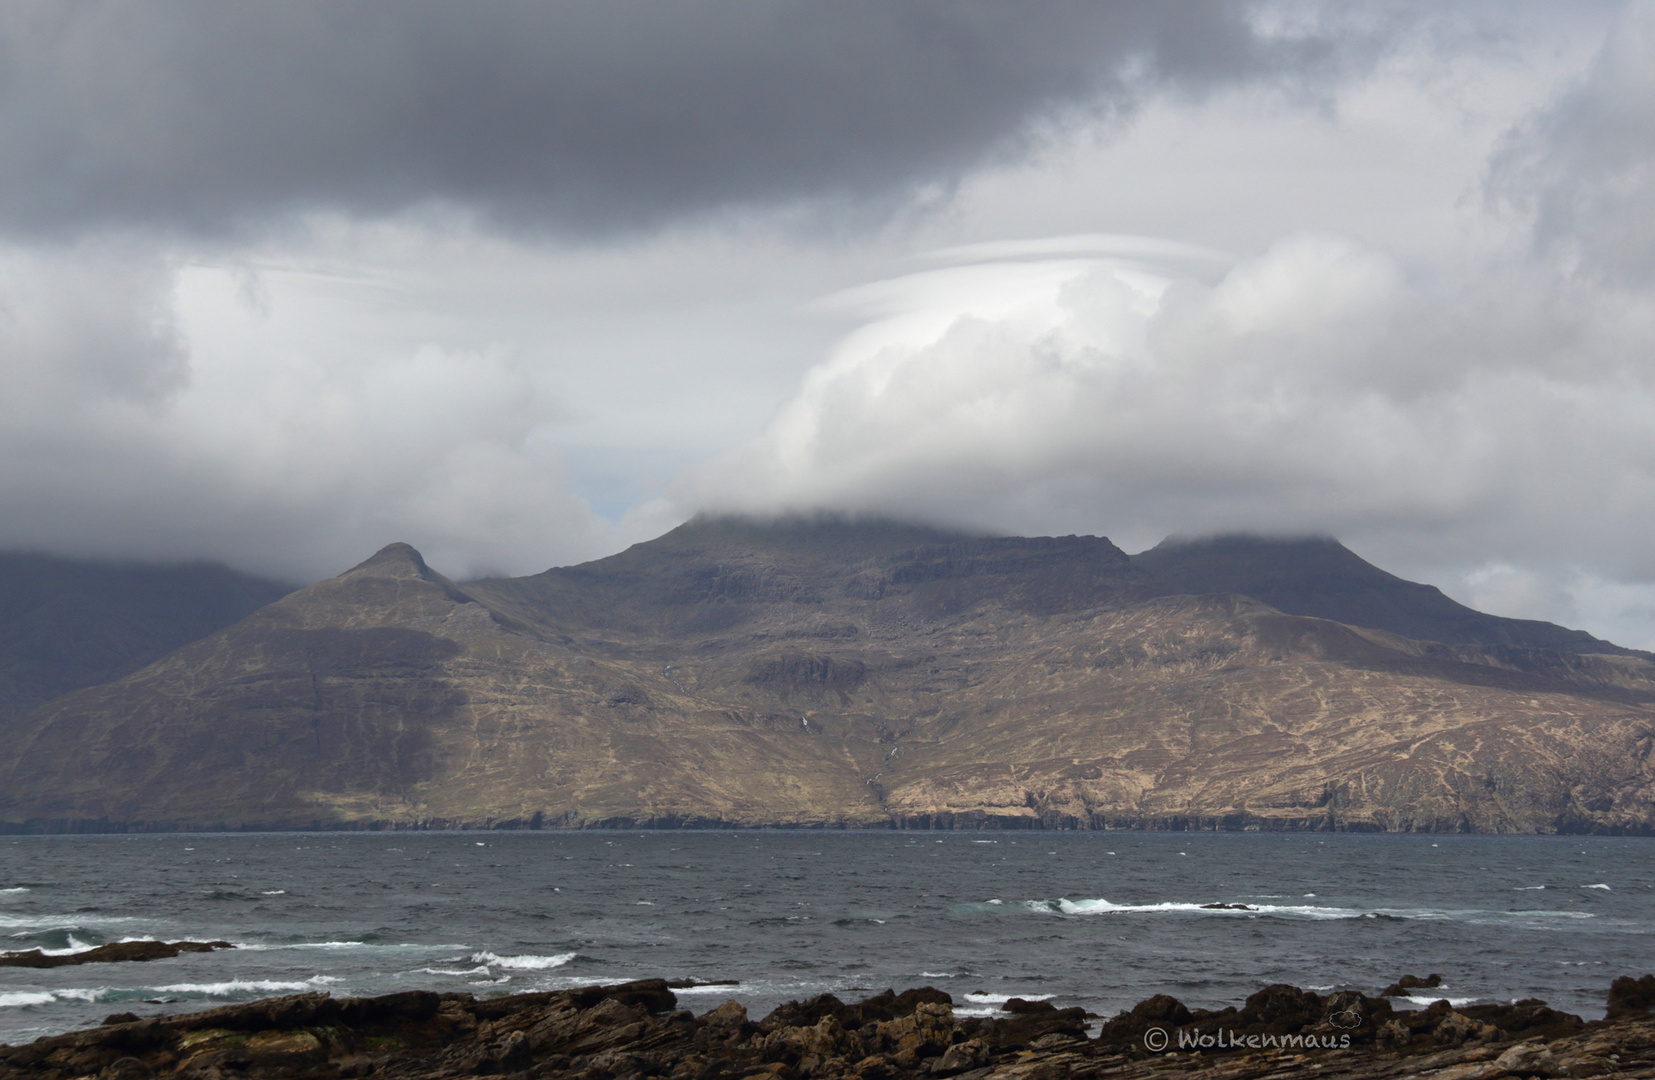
(1, 832, 1651, 1044)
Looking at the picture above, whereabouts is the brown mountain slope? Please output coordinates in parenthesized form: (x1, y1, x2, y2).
(3, 518, 1654, 833)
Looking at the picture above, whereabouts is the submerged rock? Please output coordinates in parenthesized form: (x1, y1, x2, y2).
(1381, 972, 1444, 997)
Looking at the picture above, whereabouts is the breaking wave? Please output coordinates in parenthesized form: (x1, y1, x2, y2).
(151, 977, 339, 996)
(964, 897, 1595, 924)
(470, 951, 577, 970)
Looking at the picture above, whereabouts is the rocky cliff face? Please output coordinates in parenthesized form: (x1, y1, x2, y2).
(3, 518, 1653, 833)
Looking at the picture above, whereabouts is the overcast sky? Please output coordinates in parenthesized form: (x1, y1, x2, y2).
(4, 1, 1655, 647)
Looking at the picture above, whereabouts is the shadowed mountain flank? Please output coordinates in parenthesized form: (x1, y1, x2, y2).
(3, 518, 1654, 834)
(1134, 534, 1637, 656)
(0, 552, 294, 721)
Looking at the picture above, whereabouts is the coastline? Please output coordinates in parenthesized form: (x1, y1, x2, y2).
(4, 976, 1652, 1080)
(5, 815, 1654, 836)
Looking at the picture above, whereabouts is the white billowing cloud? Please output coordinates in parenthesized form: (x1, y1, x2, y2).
(684, 6, 1655, 649)
(0, 242, 187, 406)
(690, 228, 1655, 640)
(0, 242, 609, 582)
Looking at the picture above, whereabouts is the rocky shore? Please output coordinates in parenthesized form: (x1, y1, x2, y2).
(4, 975, 1654, 1080)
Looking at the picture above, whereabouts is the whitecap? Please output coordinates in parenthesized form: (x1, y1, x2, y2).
(1583, 884, 1612, 891)
(0, 914, 148, 930)
(38, 934, 101, 956)
(1043, 897, 1410, 920)
(674, 984, 745, 995)
(0, 992, 58, 1008)
(470, 950, 577, 970)
(260, 890, 286, 896)
(1401, 995, 1477, 1007)
(964, 992, 1052, 1005)
(0, 888, 29, 894)
(150, 979, 323, 995)
(418, 966, 493, 977)
(234, 941, 463, 951)
(1516, 886, 1547, 891)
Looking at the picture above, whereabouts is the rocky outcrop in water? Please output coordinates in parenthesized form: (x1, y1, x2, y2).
(4, 976, 1654, 1080)
(0, 942, 232, 969)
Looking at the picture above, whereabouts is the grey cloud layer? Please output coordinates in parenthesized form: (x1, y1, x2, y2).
(688, 4, 1655, 645)
(1489, 1, 1655, 285)
(0, 1, 1345, 238)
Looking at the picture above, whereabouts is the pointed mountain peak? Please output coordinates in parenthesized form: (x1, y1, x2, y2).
(331, 542, 480, 604)
(266, 541, 479, 616)
(341, 542, 437, 581)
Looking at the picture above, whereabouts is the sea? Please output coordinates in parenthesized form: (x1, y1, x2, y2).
(1, 831, 1651, 1046)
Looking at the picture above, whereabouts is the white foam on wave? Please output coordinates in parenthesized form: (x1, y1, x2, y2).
(0, 914, 147, 930)
(1401, 995, 1477, 1007)
(1583, 884, 1612, 891)
(417, 966, 494, 977)
(261, 890, 286, 896)
(0, 888, 29, 894)
(672, 984, 745, 995)
(151, 976, 336, 996)
(37, 934, 101, 956)
(235, 941, 464, 951)
(471, 951, 577, 971)
(963, 992, 1052, 1005)
(0, 988, 116, 1008)
(1032, 897, 1480, 921)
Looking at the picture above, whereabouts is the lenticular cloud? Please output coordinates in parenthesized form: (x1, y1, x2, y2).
(692, 230, 1655, 588)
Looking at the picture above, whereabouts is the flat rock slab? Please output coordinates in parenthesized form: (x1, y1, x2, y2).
(0, 940, 232, 968)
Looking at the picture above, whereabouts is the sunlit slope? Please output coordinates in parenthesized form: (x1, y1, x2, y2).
(3, 519, 1653, 832)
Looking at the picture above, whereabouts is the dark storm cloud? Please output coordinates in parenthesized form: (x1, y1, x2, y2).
(0, 1, 1346, 238)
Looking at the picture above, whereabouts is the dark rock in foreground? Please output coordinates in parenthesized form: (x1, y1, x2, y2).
(0, 941, 232, 969)
(4, 975, 1655, 1080)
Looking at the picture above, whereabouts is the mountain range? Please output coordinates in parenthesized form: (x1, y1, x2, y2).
(3, 517, 1653, 833)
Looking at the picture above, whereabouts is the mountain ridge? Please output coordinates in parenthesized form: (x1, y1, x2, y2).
(3, 517, 1653, 834)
